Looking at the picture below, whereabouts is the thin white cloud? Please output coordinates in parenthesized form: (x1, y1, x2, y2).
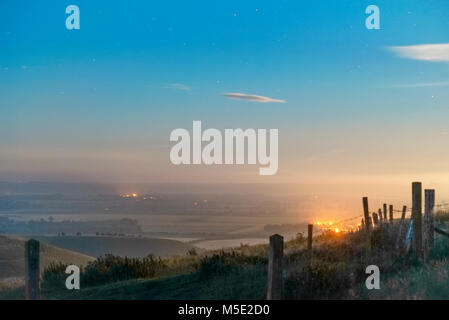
(163, 83, 191, 91)
(389, 43, 449, 62)
(223, 92, 286, 103)
(390, 81, 449, 88)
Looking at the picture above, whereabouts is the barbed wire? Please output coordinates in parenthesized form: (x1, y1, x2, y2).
(332, 214, 364, 226)
(334, 202, 449, 226)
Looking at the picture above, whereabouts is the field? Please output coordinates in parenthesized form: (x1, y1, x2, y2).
(2, 205, 449, 300)
(3, 214, 449, 300)
(0, 234, 94, 281)
(33, 235, 196, 258)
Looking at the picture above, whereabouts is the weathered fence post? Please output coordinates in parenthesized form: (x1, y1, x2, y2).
(378, 209, 383, 223)
(367, 216, 373, 229)
(307, 224, 313, 258)
(363, 197, 371, 232)
(424, 189, 435, 258)
(383, 203, 387, 221)
(395, 205, 407, 249)
(401, 205, 407, 220)
(412, 182, 423, 259)
(389, 205, 393, 223)
(25, 239, 40, 300)
(372, 212, 379, 226)
(267, 234, 283, 300)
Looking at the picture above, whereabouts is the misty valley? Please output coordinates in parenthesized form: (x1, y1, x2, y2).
(0, 182, 324, 284)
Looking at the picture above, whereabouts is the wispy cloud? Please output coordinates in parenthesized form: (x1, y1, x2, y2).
(223, 92, 286, 103)
(163, 83, 191, 91)
(390, 81, 449, 88)
(389, 43, 449, 62)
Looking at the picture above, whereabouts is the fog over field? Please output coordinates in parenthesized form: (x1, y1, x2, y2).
(1, 181, 448, 257)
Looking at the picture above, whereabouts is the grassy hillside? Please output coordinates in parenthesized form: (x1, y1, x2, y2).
(0, 234, 94, 280)
(3, 215, 449, 300)
(33, 235, 196, 258)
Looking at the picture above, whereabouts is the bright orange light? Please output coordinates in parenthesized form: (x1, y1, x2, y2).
(335, 228, 339, 233)
(132, 193, 138, 198)
(316, 221, 322, 226)
(329, 221, 333, 226)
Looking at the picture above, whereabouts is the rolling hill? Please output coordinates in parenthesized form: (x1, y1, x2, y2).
(33, 235, 196, 258)
(0, 234, 94, 280)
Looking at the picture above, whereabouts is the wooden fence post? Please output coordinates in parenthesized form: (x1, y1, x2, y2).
(25, 239, 40, 300)
(378, 209, 383, 223)
(363, 197, 371, 232)
(424, 189, 435, 258)
(383, 203, 387, 221)
(307, 224, 313, 258)
(395, 205, 407, 249)
(372, 212, 379, 226)
(401, 205, 407, 220)
(389, 205, 393, 223)
(412, 182, 423, 259)
(367, 216, 373, 229)
(267, 234, 284, 300)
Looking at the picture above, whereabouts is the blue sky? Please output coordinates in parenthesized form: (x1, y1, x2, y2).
(1, 1, 449, 184)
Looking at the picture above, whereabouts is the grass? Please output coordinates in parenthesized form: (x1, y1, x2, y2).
(364, 236, 449, 299)
(1, 264, 267, 300)
(3, 216, 449, 300)
(0, 234, 94, 279)
(34, 235, 195, 258)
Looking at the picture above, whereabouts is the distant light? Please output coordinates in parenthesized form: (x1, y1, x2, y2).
(329, 221, 333, 226)
(335, 228, 339, 233)
(132, 193, 138, 198)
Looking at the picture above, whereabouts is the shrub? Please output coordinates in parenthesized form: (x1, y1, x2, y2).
(42, 262, 70, 287)
(81, 254, 167, 286)
(43, 254, 168, 288)
(285, 261, 351, 299)
(198, 254, 234, 280)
